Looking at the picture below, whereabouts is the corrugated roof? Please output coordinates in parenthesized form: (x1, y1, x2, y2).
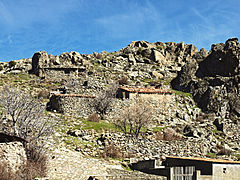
(167, 156, 240, 164)
(119, 86, 173, 94)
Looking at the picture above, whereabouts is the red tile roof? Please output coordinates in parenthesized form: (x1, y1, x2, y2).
(53, 94, 96, 98)
(119, 86, 173, 94)
(167, 156, 240, 164)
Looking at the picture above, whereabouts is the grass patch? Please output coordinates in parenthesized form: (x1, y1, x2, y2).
(63, 136, 96, 150)
(206, 153, 217, 158)
(82, 120, 116, 132)
(212, 127, 223, 135)
(172, 89, 193, 98)
(152, 126, 167, 132)
(233, 153, 240, 160)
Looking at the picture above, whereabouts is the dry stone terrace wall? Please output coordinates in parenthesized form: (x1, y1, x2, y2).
(48, 93, 176, 118)
(48, 92, 201, 128)
(48, 94, 95, 116)
(42, 68, 81, 80)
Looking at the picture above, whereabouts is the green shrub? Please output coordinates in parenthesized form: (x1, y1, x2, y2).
(9, 61, 17, 67)
(0, 65, 3, 71)
(137, 47, 143, 55)
(206, 153, 217, 158)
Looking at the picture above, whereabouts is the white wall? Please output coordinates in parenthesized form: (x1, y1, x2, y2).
(212, 164, 240, 180)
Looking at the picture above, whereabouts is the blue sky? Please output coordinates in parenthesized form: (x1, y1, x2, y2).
(0, 0, 240, 62)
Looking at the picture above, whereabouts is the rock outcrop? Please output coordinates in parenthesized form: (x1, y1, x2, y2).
(0, 142, 27, 173)
(29, 40, 198, 84)
(171, 38, 240, 119)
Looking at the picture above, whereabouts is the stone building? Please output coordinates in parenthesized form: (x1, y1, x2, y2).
(47, 93, 96, 115)
(117, 86, 173, 100)
(47, 86, 174, 116)
(131, 156, 240, 180)
(31, 51, 87, 78)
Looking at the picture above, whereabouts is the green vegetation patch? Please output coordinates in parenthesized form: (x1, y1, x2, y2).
(233, 153, 240, 160)
(152, 126, 167, 132)
(82, 120, 116, 132)
(172, 89, 193, 98)
(206, 152, 217, 158)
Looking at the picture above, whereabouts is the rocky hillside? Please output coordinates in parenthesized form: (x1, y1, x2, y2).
(172, 38, 240, 120)
(1, 38, 240, 179)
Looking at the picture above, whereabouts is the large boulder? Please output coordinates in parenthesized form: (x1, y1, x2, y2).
(0, 142, 27, 173)
(32, 51, 49, 76)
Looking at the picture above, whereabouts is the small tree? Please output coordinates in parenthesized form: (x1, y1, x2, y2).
(0, 86, 54, 174)
(114, 98, 154, 138)
(91, 83, 118, 118)
(0, 86, 53, 143)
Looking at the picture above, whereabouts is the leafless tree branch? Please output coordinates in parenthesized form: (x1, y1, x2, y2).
(90, 82, 119, 118)
(0, 86, 54, 145)
(113, 98, 154, 138)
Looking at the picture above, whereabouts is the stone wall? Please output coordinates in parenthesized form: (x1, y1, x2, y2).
(47, 93, 200, 126)
(48, 94, 95, 117)
(43, 68, 79, 79)
(129, 93, 173, 102)
(0, 142, 27, 173)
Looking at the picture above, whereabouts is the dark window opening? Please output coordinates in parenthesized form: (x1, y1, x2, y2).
(64, 69, 71, 74)
(223, 168, 226, 173)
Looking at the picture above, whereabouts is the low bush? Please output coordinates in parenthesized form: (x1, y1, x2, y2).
(156, 128, 183, 141)
(0, 147, 48, 180)
(103, 144, 123, 159)
(95, 53, 103, 59)
(9, 61, 17, 67)
(217, 147, 232, 156)
(37, 89, 50, 99)
(0, 162, 16, 180)
(118, 76, 128, 85)
(88, 113, 100, 122)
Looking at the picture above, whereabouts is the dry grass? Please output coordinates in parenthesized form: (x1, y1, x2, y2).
(88, 113, 100, 122)
(0, 162, 16, 180)
(118, 76, 129, 85)
(0, 153, 48, 180)
(37, 89, 50, 99)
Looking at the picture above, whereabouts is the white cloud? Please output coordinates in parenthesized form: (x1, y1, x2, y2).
(95, 1, 167, 41)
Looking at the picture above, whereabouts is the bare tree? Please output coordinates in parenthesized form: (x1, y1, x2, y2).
(91, 83, 119, 118)
(0, 86, 53, 144)
(0, 86, 54, 178)
(113, 98, 154, 138)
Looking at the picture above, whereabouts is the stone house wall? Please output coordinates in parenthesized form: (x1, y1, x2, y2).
(48, 94, 95, 117)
